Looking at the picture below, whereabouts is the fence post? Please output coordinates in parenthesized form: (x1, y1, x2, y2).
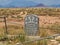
(4, 17, 8, 35)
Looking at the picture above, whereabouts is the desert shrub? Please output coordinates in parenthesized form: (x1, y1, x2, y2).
(18, 34, 25, 43)
(0, 35, 8, 41)
(37, 40, 47, 45)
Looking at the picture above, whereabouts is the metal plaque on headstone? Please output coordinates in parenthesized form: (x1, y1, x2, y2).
(24, 14, 39, 36)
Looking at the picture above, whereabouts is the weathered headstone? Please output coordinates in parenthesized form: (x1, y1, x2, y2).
(24, 14, 39, 36)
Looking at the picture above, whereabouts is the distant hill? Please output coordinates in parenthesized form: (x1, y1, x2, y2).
(0, 0, 60, 8)
(0, 0, 38, 8)
(35, 3, 46, 7)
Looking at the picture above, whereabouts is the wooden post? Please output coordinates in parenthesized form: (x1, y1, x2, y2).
(4, 17, 8, 34)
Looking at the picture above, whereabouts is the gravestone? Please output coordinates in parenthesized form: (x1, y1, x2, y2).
(24, 14, 39, 36)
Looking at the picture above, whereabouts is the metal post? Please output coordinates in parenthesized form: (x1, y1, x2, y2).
(4, 17, 8, 34)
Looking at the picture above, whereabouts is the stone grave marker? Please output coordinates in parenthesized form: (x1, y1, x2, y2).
(24, 14, 39, 36)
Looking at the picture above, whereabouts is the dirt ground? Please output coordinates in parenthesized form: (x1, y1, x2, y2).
(0, 15, 60, 30)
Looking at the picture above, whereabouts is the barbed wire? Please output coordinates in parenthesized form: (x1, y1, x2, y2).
(0, 16, 60, 45)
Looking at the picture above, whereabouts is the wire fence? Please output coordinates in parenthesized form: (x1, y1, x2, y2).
(0, 16, 60, 45)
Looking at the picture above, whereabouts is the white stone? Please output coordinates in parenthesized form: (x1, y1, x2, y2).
(58, 44, 60, 45)
(55, 36, 60, 40)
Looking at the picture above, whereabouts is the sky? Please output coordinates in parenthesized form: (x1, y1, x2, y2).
(30, 0, 60, 5)
(0, 0, 60, 5)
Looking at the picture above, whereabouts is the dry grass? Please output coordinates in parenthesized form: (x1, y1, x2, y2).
(0, 8, 60, 45)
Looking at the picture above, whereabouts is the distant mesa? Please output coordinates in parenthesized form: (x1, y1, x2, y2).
(0, 0, 60, 8)
(0, 0, 38, 8)
(35, 3, 47, 7)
